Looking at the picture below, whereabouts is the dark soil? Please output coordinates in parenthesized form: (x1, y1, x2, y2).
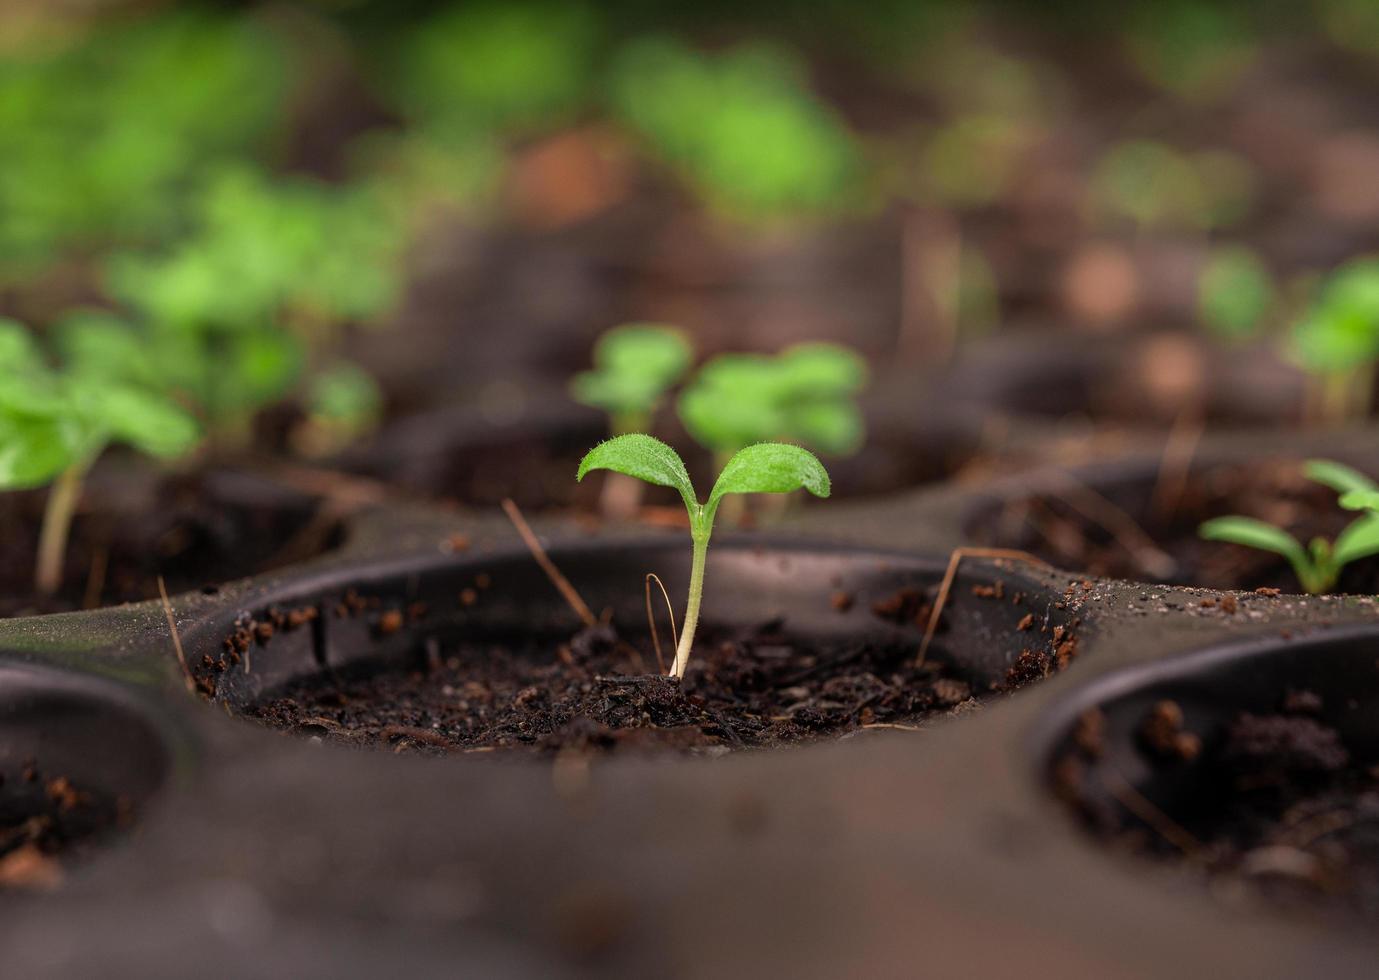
(0, 467, 344, 618)
(0, 760, 130, 890)
(976, 459, 1379, 593)
(1059, 696, 1379, 921)
(243, 619, 993, 756)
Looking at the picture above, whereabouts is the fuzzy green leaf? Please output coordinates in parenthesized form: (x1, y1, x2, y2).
(1333, 513, 1379, 567)
(79, 386, 201, 458)
(0, 318, 46, 375)
(577, 433, 697, 514)
(1200, 516, 1318, 591)
(570, 324, 692, 420)
(775, 342, 868, 395)
(1305, 458, 1379, 496)
(707, 442, 830, 518)
(0, 413, 83, 490)
(1340, 489, 1379, 513)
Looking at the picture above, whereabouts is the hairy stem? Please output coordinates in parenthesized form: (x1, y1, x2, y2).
(35, 461, 89, 597)
(670, 531, 709, 679)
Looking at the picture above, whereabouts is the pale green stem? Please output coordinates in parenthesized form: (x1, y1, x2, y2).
(670, 530, 710, 679)
(35, 461, 89, 597)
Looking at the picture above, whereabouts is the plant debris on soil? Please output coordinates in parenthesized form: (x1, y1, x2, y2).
(0, 761, 131, 890)
(983, 460, 1379, 593)
(241, 617, 1007, 757)
(1059, 695, 1379, 920)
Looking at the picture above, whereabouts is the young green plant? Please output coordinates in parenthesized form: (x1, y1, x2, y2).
(576, 434, 829, 678)
(0, 317, 201, 596)
(677, 343, 865, 523)
(571, 324, 693, 517)
(1199, 459, 1379, 594)
(1288, 257, 1379, 425)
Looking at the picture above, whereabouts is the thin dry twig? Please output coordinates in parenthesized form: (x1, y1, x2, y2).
(1149, 405, 1205, 524)
(644, 572, 677, 675)
(1040, 472, 1176, 580)
(860, 722, 924, 732)
(1099, 761, 1201, 859)
(917, 547, 1051, 667)
(157, 575, 196, 695)
(501, 498, 596, 628)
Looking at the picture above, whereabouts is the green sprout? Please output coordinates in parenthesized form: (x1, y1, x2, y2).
(0, 10, 288, 281)
(678, 343, 868, 468)
(106, 168, 404, 444)
(1198, 245, 1276, 342)
(0, 317, 200, 596)
(577, 434, 829, 678)
(1091, 140, 1254, 232)
(570, 324, 693, 436)
(609, 37, 861, 220)
(1288, 257, 1379, 425)
(1199, 459, 1379, 594)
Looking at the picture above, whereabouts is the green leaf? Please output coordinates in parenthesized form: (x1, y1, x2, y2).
(784, 400, 864, 456)
(707, 442, 830, 518)
(1333, 513, 1379, 567)
(596, 324, 692, 387)
(775, 343, 868, 395)
(1305, 458, 1379, 496)
(0, 412, 83, 489)
(0, 317, 45, 375)
(79, 385, 200, 458)
(54, 309, 161, 389)
(577, 433, 698, 515)
(1340, 488, 1379, 512)
(1199, 516, 1318, 590)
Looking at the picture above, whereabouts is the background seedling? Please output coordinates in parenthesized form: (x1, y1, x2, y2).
(571, 324, 694, 518)
(1199, 459, 1379, 594)
(609, 37, 861, 220)
(0, 317, 200, 595)
(1198, 245, 1276, 342)
(1289, 257, 1379, 425)
(577, 434, 829, 678)
(678, 343, 865, 522)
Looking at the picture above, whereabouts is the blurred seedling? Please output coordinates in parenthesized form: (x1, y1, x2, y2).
(0, 317, 200, 596)
(1091, 140, 1254, 233)
(1197, 245, 1277, 343)
(1199, 459, 1379, 595)
(577, 434, 829, 678)
(106, 168, 404, 446)
(570, 324, 693, 518)
(678, 343, 865, 524)
(1288, 257, 1379, 425)
(609, 37, 861, 221)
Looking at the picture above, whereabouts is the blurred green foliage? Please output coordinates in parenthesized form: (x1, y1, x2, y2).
(0, 11, 289, 280)
(1290, 257, 1379, 375)
(609, 37, 861, 219)
(1124, 1, 1257, 102)
(1091, 141, 1254, 231)
(386, 0, 601, 135)
(570, 324, 694, 434)
(1198, 246, 1276, 341)
(0, 316, 200, 490)
(678, 343, 867, 457)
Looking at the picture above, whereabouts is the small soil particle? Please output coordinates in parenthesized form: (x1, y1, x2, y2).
(1138, 700, 1201, 761)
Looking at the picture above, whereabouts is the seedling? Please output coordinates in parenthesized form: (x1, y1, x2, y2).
(1198, 245, 1276, 342)
(571, 324, 694, 518)
(609, 38, 860, 220)
(1288, 257, 1379, 425)
(0, 317, 200, 596)
(577, 434, 829, 678)
(1199, 459, 1379, 594)
(570, 324, 693, 436)
(678, 343, 868, 463)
